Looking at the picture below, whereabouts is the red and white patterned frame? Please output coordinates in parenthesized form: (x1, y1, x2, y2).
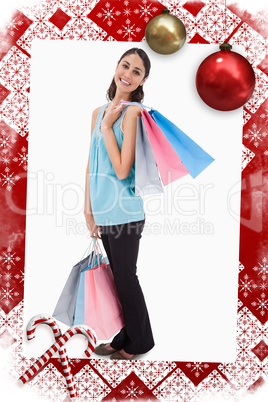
(0, 0, 267, 401)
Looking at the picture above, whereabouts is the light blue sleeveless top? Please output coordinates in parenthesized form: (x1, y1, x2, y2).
(89, 104, 145, 226)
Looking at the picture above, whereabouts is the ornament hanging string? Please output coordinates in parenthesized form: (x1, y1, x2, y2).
(224, 0, 227, 42)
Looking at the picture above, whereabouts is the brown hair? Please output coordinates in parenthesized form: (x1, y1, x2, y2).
(106, 48, 151, 103)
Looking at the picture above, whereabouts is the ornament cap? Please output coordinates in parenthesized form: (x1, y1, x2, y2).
(161, 9, 170, 14)
(219, 42, 232, 51)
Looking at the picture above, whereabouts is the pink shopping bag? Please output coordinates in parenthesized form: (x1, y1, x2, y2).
(141, 109, 189, 186)
(84, 257, 124, 340)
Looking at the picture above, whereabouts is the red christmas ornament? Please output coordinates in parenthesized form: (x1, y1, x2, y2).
(195, 42, 255, 111)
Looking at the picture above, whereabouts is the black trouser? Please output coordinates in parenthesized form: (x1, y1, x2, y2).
(100, 219, 154, 354)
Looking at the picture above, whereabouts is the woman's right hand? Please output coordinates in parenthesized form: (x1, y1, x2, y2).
(101, 102, 125, 130)
(84, 213, 102, 239)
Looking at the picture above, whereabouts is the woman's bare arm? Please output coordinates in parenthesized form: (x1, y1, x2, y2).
(84, 106, 101, 238)
(101, 104, 141, 180)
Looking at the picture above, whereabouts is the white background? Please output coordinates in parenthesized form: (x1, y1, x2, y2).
(24, 39, 241, 362)
(0, 1, 267, 401)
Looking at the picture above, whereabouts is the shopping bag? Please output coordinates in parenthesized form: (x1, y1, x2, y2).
(121, 100, 214, 182)
(141, 108, 190, 186)
(73, 253, 106, 326)
(149, 109, 215, 178)
(84, 258, 124, 340)
(135, 115, 164, 195)
(52, 238, 99, 326)
(73, 238, 124, 340)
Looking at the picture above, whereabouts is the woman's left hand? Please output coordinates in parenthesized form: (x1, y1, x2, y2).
(101, 102, 125, 130)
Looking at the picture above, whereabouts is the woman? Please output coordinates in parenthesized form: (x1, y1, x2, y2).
(84, 48, 154, 360)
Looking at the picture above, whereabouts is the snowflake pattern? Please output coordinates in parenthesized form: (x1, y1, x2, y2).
(88, 0, 163, 41)
(260, 108, 268, 124)
(0, 246, 21, 268)
(0, 123, 17, 154)
(4, 16, 24, 37)
(14, 270, 25, 283)
(12, 146, 28, 171)
(241, 144, 255, 171)
(244, 68, 268, 114)
(240, 273, 257, 298)
(0, 246, 23, 310)
(117, 19, 141, 41)
(185, 362, 210, 378)
(0, 166, 20, 191)
(219, 309, 268, 390)
(0, 0, 268, 401)
(97, 2, 121, 27)
(137, 0, 158, 24)
(73, 364, 110, 400)
(243, 108, 252, 125)
(120, 379, 144, 398)
(197, 4, 241, 43)
(0, 287, 19, 306)
(239, 258, 268, 324)
(230, 22, 267, 67)
(153, 368, 197, 401)
(244, 122, 268, 147)
(1, 92, 30, 134)
(90, 358, 134, 388)
(0, 46, 31, 92)
(254, 257, 268, 276)
(252, 294, 268, 317)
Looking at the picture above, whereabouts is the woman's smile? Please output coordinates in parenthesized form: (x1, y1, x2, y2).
(119, 78, 131, 86)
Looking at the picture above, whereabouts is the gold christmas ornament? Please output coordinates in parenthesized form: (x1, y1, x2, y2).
(145, 9, 186, 55)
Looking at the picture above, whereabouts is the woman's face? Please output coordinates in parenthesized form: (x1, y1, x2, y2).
(114, 53, 147, 97)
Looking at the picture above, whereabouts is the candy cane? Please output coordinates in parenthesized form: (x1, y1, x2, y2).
(19, 325, 97, 390)
(26, 315, 61, 340)
(25, 315, 77, 398)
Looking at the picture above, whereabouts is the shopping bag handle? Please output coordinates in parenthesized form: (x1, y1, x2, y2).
(92, 236, 104, 268)
(80, 236, 97, 261)
(120, 100, 154, 111)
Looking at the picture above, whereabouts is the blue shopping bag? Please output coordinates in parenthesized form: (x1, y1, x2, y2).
(148, 109, 215, 178)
